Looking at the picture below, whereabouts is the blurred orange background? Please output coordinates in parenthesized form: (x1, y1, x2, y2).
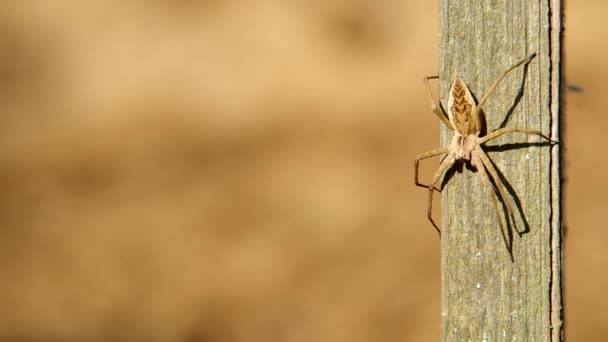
(0, 1, 605, 341)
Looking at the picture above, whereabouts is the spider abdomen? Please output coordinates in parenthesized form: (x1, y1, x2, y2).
(448, 78, 480, 136)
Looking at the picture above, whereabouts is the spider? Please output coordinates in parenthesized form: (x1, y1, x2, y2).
(414, 53, 553, 250)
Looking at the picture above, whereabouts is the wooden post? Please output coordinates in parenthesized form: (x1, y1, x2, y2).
(438, 1, 563, 341)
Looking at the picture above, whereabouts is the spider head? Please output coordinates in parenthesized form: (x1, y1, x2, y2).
(451, 133, 477, 161)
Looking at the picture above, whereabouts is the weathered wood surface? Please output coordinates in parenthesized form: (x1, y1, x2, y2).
(438, 0, 563, 341)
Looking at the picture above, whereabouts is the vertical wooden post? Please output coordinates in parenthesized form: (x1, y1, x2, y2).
(438, 1, 563, 341)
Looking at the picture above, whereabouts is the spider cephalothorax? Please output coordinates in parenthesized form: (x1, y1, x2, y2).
(414, 53, 554, 254)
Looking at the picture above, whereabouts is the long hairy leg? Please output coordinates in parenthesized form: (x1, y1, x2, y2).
(476, 53, 536, 114)
(480, 127, 553, 145)
(424, 76, 454, 130)
(475, 146, 521, 234)
(471, 151, 514, 260)
(425, 152, 456, 234)
(414, 146, 450, 190)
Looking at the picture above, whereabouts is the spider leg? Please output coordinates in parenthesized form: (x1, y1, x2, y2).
(479, 127, 554, 145)
(471, 150, 514, 260)
(475, 146, 521, 234)
(414, 146, 450, 191)
(424, 76, 454, 130)
(476, 53, 536, 115)
(425, 151, 456, 234)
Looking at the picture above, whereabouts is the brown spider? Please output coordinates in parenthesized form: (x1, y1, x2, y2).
(414, 53, 553, 249)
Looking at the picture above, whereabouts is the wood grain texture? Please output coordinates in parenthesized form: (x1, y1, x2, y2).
(438, 0, 563, 341)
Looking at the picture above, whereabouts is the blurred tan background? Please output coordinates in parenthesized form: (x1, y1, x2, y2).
(0, 1, 604, 341)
